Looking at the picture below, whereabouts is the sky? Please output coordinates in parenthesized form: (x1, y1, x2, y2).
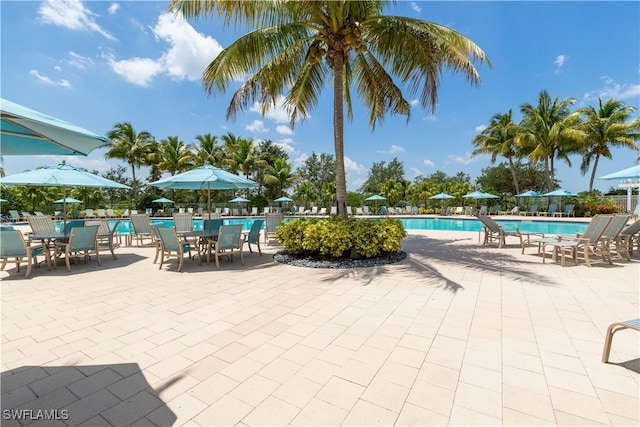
(1, 0, 639, 193)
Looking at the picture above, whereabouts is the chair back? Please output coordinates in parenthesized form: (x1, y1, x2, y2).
(528, 204, 539, 214)
(251, 207, 258, 215)
(203, 219, 223, 234)
(174, 213, 193, 233)
(444, 206, 452, 215)
(0, 225, 15, 230)
(581, 215, 613, 244)
(85, 209, 96, 218)
(156, 226, 181, 252)
(621, 219, 640, 237)
(602, 214, 631, 240)
(563, 204, 575, 214)
(478, 206, 487, 215)
(68, 226, 99, 252)
(9, 210, 21, 220)
(265, 213, 283, 235)
(28, 216, 57, 234)
(633, 204, 640, 218)
(130, 214, 152, 234)
(64, 220, 86, 235)
(246, 219, 264, 244)
(217, 224, 243, 251)
(477, 215, 502, 233)
(0, 229, 28, 257)
(547, 203, 558, 214)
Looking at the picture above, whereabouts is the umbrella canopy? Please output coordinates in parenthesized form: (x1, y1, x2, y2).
(230, 196, 250, 203)
(516, 190, 543, 197)
(152, 197, 174, 204)
(365, 194, 387, 201)
(54, 197, 82, 204)
(542, 189, 578, 197)
(429, 192, 454, 200)
(599, 165, 640, 181)
(274, 196, 293, 203)
(463, 191, 499, 199)
(1, 98, 109, 156)
(149, 165, 258, 213)
(0, 161, 130, 232)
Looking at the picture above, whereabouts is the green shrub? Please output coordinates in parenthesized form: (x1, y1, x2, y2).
(275, 217, 406, 260)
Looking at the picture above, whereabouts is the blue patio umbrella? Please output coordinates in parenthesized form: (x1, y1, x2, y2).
(230, 196, 250, 203)
(515, 190, 543, 197)
(599, 165, 640, 181)
(365, 194, 387, 201)
(0, 161, 130, 232)
(430, 192, 454, 212)
(1, 98, 109, 156)
(273, 196, 293, 203)
(149, 165, 258, 213)
(543, 189, 578, 210)
(464, 191, 499, 199)
(54, 197, 82, 204)
(152, 197, 174, 204)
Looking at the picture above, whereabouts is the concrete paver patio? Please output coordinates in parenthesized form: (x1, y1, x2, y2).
(2, 229, 638, 426)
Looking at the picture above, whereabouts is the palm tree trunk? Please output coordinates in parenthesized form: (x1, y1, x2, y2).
(589, 154, 600, 192)
(545, 156, 553, 192)
(508, 157, 520, 195)
(333, 54, 347, 219)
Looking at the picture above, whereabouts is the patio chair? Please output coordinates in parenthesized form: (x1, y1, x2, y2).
(489, 204, 501, 215)
(476, 215, 528, 249)
(130, 214, 154, 246)
(86, 220, 121, 260)
(63, 220, 86, 235)
(244, 219, 264, 255)
(522, 204, 539, 216)
(310, 206, 318, 215)
(464, 206, 473, 215)
(208, 224, 244, 269)
(264, 212, 283, 245)
(453, 206, 463, 215)
(0, 229, 49, 278)
(156, 226, 200, 272)
(262, 207, 270, 215)
(356, 207, 364, 215)
(499, 206, 520, 215)
(330, 206, 337, 215)
(97, 209, 107, 218)
(150, 224, 168, 264)
(477, 205, 488, 216)
(614, 219, 640, 260)
(443, 206, 452, 216)
(632, 204, 640, 220)
(319, 207, 327, 215)
(85, 209, 96, 219)
(34, 211, 46, 216)
(251, 207, 259, 216)
(106, 208, 116, 218)
(28, 215, 57, 235)
(411, 206, 419, 214)
(591, 214, 632, 263)
(554, 204, 575, 217)
(174, 212, 193, 234)
(54, 225, 100, 272)
(602, 318, 640, 363)
(540, 214, 613, 267)
(539, 203, 557, 217)
(9, 210, 22, 221)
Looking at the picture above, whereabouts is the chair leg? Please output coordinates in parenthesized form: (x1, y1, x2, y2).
(25, 254, 33, 278)
(178, 253, 184, 272)
(602, 322, 633, 363)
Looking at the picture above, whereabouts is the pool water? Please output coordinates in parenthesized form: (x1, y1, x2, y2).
(91, 216, 588, 236)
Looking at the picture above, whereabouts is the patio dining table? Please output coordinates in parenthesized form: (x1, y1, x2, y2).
(178, 229, 220, 264)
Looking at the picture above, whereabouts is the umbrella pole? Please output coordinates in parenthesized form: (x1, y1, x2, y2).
(63, 186, 68, 235)
(207, 183, 211, 215)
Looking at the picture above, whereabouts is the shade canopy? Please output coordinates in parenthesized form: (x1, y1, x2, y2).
(542, 189, 577, 197)
(0, 161, 130, 232)
(429, 192, 454, 200)
(230, 196, 250, 203)
(599, 165, 640, 181)
(463, 191, 499, 199)
(149, 165, 257, 213)
(54, 197, 82, 204)
(516, 190, 543, 197)
(365, 194, 387, 201)
(152, 197, 174, 204)
(1, 98, 109, 156)
(274, 196, 293, 203)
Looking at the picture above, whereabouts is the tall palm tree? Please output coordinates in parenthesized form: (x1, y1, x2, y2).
(472, 110, 524, 195)
(579, 98, 640, 191)
(223, 136, 267, 179)
(193, 133, 223, 166)
(105, 122, 157, 184)
(264, 157, 301, 199)
(170, 0, 490, 218)
(156, 136, 194, 176)
(517, 91, 583, 192)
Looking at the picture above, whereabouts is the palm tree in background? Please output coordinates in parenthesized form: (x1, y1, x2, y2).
(517, 91, 583, 192)
(578, 98, 640, 191)
(223, 135, 267, 179)
(156, 136, 194, 176)
(193, 133, 223, 166)
(169, 0, 490, 218)
(472, 110, 525, 195)
(264, 157, 300, 199)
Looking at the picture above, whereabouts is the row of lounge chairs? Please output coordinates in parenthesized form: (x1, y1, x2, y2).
(443, 204, 576, 217)
(477, 213, 640, 267)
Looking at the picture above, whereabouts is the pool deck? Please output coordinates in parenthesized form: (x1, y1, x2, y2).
(1, 227, 638, 426)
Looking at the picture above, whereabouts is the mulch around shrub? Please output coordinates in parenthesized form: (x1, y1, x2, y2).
(273, 250, 407, 269)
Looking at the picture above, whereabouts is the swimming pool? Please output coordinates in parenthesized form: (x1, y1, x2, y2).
(85, 216, 588, 235)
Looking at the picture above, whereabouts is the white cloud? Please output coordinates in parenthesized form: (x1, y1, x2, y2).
(410, 2, 422, 13)
(344, 156, 366, 175)
(67, 51, 94, 69)
(29, 69, 71, 88)
(38, 0, 115, 40)
(410, 167, 422, 177)
(108, 3, 119, 15)
(390, 145, 406, 154)
(582, 76, 640, 103)
(275, 137, 296, 154)
(276, 125, 294, 135)
(106, 55, 162, 86)
(475, 124, 487, 132)
(249, 95, 292, 123)
(423, 159, 435, 167)
(554, 54, 568, 73)
(153, 12, 224, 82)
(246, 120, 268, 133)
(410, 98, 419, 106)
(448, 151, 478, 165)
(107, 12, 223, 86)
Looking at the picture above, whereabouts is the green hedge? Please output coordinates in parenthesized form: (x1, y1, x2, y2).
(275, 217, 406, 259)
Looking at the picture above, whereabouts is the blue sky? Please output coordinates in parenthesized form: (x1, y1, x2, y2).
(2, 0, 639, 193)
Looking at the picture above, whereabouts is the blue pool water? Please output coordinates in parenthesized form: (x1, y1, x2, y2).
(77, 216, 587, 235)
